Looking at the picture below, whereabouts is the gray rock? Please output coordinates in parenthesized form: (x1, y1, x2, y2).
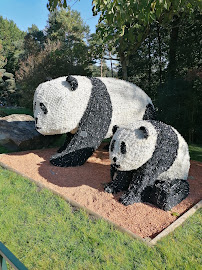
(0, 114, 61, 151)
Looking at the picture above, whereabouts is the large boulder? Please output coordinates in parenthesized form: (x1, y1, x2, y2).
(0, 114, 61, 151)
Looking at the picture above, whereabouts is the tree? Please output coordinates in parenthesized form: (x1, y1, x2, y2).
(0, 16, 25, 73)
(124, 9, 202, 143)
(47, 0, 68, 11)
(0, 40, 6, 69)
(16, 7, 93, 108)
(47, 0, 201, 79)
(127, 21, 170, 99)
(92, 0, 201, 80)
(24, 24, 46, 56)
(45, 8, 92, 74)
(157, 10, 202, 143)
(46, 8, 89, 41)
(16, 40, 61, 108)
(88, 31, 117, 77)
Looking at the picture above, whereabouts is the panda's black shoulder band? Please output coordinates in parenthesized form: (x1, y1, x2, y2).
(66, 75, 78, 91)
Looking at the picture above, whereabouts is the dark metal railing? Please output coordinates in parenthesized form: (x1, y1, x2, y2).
(0, 242, 28, 270)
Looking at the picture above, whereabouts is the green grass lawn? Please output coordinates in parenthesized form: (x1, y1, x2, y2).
(0, 107, 33, 117)
(0, 166, 201, 269)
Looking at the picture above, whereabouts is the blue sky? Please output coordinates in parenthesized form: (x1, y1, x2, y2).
(0, 0, 98, 33)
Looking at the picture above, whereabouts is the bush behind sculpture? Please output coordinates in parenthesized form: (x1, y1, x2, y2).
(0, 68, 19, 106)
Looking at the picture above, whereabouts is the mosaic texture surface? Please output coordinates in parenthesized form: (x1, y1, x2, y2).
(106, 120, 190, 210)
(33, 76, 155, 167)
(50, 77, 112, 166)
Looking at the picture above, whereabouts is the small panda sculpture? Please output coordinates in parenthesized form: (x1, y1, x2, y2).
(105, 120, 190, 211)
(33, 75, 156, 167)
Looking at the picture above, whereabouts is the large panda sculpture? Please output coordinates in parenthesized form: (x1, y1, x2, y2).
(105, 120, 190, 211)
(33, 75, 156, 167)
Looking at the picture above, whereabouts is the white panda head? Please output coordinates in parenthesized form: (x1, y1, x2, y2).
(33, 75, 92, 135)
(109, 121, 158, 171)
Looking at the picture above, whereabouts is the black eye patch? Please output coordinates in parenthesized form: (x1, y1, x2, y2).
(110, 140, 116, 152)
(139, 126, 149, 139)
(40, 102, 48, 114)
(120, 141, 126, 154)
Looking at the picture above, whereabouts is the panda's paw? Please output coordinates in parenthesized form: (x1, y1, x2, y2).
(50, 153, 85, 167)
(50, 153, 76, 167)
(104, 183, 117, 194)
(50, 147, 95, 167)
(119, 191, 141, 206)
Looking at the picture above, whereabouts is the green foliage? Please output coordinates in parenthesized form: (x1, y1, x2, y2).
(171, 212, 180, 217)
(0, 67, 18, 106)
(125, 10, 202, 144)
(0, 16, 25, 73)
(23, 24, 46, 56)
(0, 166, 201, 269)
(0, 145, 11, 153)
(16, 36, 91, 109)
(92, 0, 202, 79)
(16, 8, 92, 109)
(93, 0, 201, 37)
(89, 32, 105, 62)
(0, 107, 33, 117)
(0, 41, 7, 69)
(189, 144, 202, 162)
(47, 0, 68, 12)
(46, 8, 90, 41)
(157, 78, 202, 144)
(16, 40, 60, 109)
(89, 61, 112, 77)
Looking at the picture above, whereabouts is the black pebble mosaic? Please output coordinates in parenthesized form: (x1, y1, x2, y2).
(105, 120, 189, 210)
(50, 77, 112, 167)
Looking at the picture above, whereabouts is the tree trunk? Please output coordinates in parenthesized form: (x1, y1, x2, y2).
(119, 37, 128, 80)
(100, 58, 103, 77)
(157, 23, 162, 84)
(148, 33, 151, 93)
(109, 51, 113, 77)
(168, 15, 180, 77)
(119, 52, 128, 80)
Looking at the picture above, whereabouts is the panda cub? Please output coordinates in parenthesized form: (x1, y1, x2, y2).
(105, 120, 190, 211)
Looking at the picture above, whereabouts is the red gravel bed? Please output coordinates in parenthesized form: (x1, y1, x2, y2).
(0, 145, 201, 238)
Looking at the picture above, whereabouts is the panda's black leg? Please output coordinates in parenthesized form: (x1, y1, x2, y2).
(50, 147, 95, 167)
(50, 77, 112, 167)
(144, 179, 189, 211)
(57, 132, 74, 153)
(104, 167, 133, 194)
(119, 181, 143, 205)
(119, 168, 156, 206)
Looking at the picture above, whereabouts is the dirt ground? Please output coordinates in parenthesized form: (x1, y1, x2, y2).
(0, 144, 201, 239)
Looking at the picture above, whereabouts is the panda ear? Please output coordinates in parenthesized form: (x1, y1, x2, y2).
(112, 125, 119, 135)
(66, 75, 78, 91)
(139, 126, 149, 139)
